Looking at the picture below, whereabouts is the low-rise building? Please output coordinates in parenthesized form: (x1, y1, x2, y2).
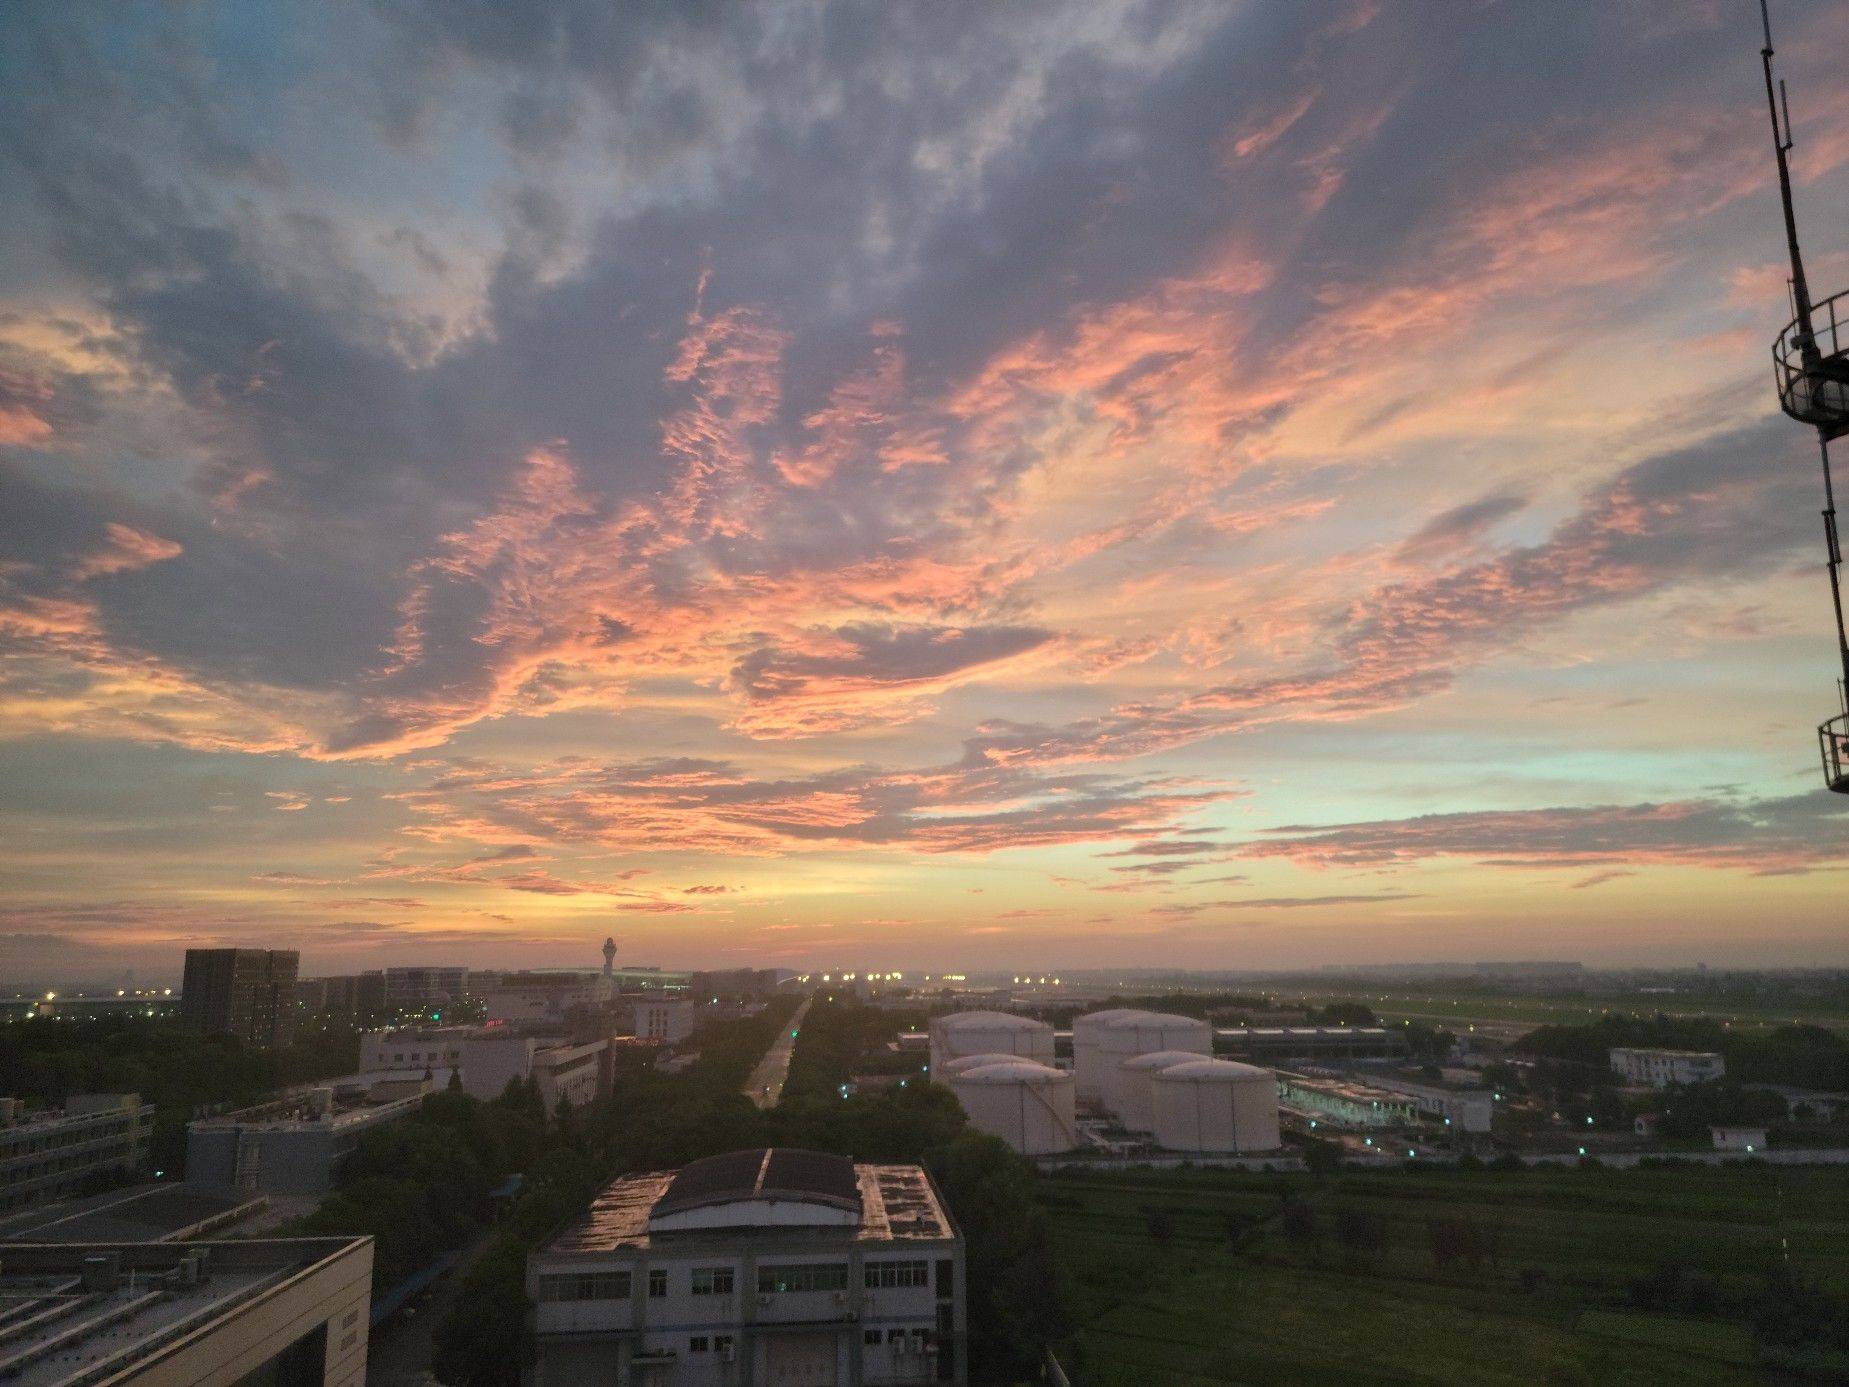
(359, 1025, 611, 1108)
(0, 1094, 154, 1214)
(483, 973, 602, 1024)
(1710, 1125, 1769, 1153)
(186, 1086, 428, 1197)
(0, 1235, 371, 1386)
(529, 1147, 966, 1385)
(1609, 1048, 1726, 1088)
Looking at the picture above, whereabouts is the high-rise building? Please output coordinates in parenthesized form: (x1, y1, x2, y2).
(180, 948, 299, 1048)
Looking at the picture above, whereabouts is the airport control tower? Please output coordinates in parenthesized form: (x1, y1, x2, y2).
(1758, 1, 1849, 793)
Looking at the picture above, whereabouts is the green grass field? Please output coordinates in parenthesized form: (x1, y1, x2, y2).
(1040, 1164, 1849, 1386)
(1263, 986, 1849, 1033)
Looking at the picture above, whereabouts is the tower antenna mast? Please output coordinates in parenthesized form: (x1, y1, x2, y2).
(1758, 0, 1849, 793)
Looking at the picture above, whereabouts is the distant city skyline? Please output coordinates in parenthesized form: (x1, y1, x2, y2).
(2, 4, 1847, 977)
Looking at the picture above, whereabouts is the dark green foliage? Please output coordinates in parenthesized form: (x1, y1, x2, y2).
(0, 1014, 360, 1174)
(431, 1234, 532, 1387)
(927, 1131, 1072, 1384)
(1519, 1015, 1849, 1091)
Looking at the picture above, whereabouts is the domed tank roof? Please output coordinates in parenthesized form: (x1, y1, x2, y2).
(1151, 1059, 1272, 1082)
(938, 1051, 1028, 1075)
(935, 1010, 1049, 1030)
(952, 1060, 1070, 1085)
(1121, 1049, 1210, 1071)
(1101, 1009, 1202, 1030)
(1072, 1007, 1146, 1030)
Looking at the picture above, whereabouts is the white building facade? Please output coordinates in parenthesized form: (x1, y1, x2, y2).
(1609, 1048, 1726, 1087)
(529, 1148, 966, 1386)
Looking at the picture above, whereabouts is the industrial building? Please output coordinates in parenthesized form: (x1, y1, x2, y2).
(947, 1061, 1077, 1155)
(359, 1025, 612, 1108)
(1150, 1060, 1280, 1153)
(186, 1085, 429, 1197)
(1609, 1048, 1726, 1088)
(0, 1094, 154, 1214)
(528, 1147, 965, 1385)
(1364, 1074, 1494, 1134)
(180, 948, 299, 1048)
(1277, 1074, 1418, 1129)
(1213, 1026, 1407, 1064)
(0, 1235, 372, 1386)
(926, 1012, 1054, 1078)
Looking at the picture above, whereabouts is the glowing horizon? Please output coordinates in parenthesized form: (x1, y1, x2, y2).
(1, 2, 1846, 980)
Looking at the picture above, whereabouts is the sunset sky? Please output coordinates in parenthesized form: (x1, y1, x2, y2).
(3, 1, 1847, 981)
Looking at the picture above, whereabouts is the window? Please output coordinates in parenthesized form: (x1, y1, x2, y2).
(887, 1329, 906, 1344)
(537, 1272, 632, 1302)
(864, 1330, 883, 1347)
(865, 1260, 930, 1289)
(758, 1263, 849, 1294)
(715, 1336, 734, 1356)
(690, 1337, 710, 1353)
(648, 1269, 667, 1298)
(691, 1266, 734, 1296)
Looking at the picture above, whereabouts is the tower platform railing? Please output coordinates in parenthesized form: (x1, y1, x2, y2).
(1823, 713, 1849, 795)
(1773, 286, 1849, 437)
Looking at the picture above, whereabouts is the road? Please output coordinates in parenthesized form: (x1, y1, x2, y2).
(365, 1230, 496, 1387)
(745, 997, 812, 1109)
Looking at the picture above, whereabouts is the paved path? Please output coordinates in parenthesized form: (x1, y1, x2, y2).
(745, 997, 812, 1109)
(365, 1229, 496, 1387)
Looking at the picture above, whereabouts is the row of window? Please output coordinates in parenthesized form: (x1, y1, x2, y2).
(537, 1258, 933, 1303)
(864, 1327, 934, 1353)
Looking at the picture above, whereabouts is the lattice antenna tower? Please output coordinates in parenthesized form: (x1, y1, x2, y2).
(1759, 0, 1849, 792)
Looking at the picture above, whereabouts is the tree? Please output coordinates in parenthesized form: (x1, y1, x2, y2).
(927, 1131, 1071, 1382)
(432, 1235, 532, 1387)
(1332, 1204, 1385, 1272)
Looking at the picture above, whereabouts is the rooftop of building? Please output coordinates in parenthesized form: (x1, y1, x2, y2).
(189, 1084, 426, 1132)
(1216, 1026, 1393, 1038)
(1609, 1047, 1724, 1060)
(0, 1185, 262, 1244)
(0, 1237, 365, 1387)
(0, 1094, 151, 1132)
(540, 1149, 954, 1256)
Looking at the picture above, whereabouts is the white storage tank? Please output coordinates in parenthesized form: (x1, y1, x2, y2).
(927, 1011, 1055, 1078)
(1096, 1012, 1212, 1118)
(949, 1060, 1078, 1155)
(1115, 1050, 1210, 1132)
(1150, 1059, 1279, 1153)
(1070, 1008, 1145, 1107)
